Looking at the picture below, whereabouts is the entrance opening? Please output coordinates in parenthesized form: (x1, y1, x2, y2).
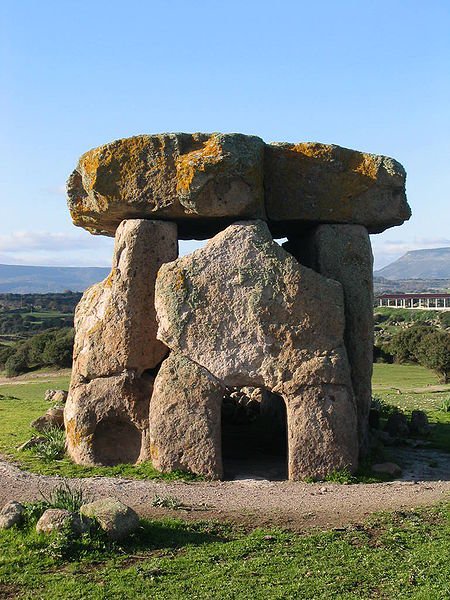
(93, 417, 142, 465)
(221, 387, 288, 480)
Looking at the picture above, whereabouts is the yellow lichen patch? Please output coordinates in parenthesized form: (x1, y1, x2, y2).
(175, 134, 224, 195)
(173, 268, 186, 292)
(66, 419, 92, 448)
(149, 442, 159, 460)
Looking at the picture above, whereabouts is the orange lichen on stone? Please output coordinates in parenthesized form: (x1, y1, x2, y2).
(175, 135, 224, 195)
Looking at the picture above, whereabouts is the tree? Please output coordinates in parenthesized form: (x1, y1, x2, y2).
(417, 330, 450, 383)
(389, 325, 435, 364)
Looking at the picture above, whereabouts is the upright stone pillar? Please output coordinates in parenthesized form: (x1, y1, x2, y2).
(285, 225, 373, 455)
(65, 219, 178, 466)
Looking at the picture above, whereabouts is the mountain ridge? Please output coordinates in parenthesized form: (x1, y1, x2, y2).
(375, 247, 450, 280)
(0, 264, 110, 293)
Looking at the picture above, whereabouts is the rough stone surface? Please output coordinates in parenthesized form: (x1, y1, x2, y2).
(45, 389, 68, 403)
(65, 371, 154, 466)
(67, 133, 266, 238)
(71, 219, 177, 381)
(36, 508, 88, 535)
(67, 134, 410, 239)
(31, 406, 65, 432)
(285, 225, 374, 455)
(155, 220, 358, 479)
(265, 142, 410, 234)
(80, 498, 139, 540)
(149, 353, 224, 479)
(0, 501, 24, 529)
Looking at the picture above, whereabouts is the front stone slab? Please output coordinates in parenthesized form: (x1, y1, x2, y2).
(149, 353, 224, 479)
(155, 220, 358, 479)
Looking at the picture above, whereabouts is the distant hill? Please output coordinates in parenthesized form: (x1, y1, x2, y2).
(375, 247, 450, 280)
(0, 264, 110, 293)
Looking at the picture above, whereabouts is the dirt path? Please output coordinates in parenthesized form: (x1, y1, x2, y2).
(0, 369, 71, 387)
(0, 459, 448, 531)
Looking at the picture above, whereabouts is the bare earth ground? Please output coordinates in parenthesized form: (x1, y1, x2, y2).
(0, 457, 448, 531)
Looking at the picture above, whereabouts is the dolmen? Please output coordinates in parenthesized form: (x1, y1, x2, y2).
(64, 132, 411, 480)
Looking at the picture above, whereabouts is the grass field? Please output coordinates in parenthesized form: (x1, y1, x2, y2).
(0, 504, 448, 599)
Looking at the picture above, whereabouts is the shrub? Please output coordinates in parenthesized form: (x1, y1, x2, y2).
(33, 427, 66, 461)
(40, 481, 90, 513)
(417, 330, 450, 383)
(439, 397, 450, 412)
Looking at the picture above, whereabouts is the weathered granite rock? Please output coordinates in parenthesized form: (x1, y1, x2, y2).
(149, 353, 224, 478)
(155, 220, 358, 479)
(31, 406, 65, 432)
(80, 498, 139, 540)
(65, 370, 153, 466)
(265, 142, 410, 233)
(36, 508, 89, 535)
(284, 225, 374, 455)
(67, 133, 266, 238)
(71, 219, 177, 382)
(44, 389, 68, 404)
(0, 501, 24, 529)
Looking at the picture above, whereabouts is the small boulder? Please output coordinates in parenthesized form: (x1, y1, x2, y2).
(0, 501, 24, 529)
(31, 406, 65, 432)
(45, 389, 68, 403)
(36, 508, 89, 535)
(410, 410, 431, 436)
(17, 436, 46, 451)
(384, 412, 409, 438)
(80, 498, 139, 540)
(372, 462, 402, 477)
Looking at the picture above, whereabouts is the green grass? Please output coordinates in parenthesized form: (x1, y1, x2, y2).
(372, 363, 445, 390)
(372, 363, 450, 453)
(0, 377, 196, 481)
(0, 505, 448, 599)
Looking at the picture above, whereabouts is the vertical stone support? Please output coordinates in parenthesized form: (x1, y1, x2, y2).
(286, 385, 358, 480)
(285, 225, 373, 455)
(65, 219, 178, 466)
(149, 353, 224, 479)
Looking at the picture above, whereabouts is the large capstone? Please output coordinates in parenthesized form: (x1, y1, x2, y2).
(265, 142, 410, 234)
(67, 133, 266, 238)
(67, 134, 410, 239)
(154, 220, 358, 480)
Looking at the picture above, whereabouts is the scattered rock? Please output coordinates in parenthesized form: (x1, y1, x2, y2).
(372, 462, 402, 477)
(0, 501, 24, 529)
(80, 498, 139, 540)
(36, 508, 89, 535)
(384, 412, 409, 438)
(45, 389, 68, 403)
(410, 410, 431, 436)
(31, 406, 64, 432)
(17, 436, 46, 451)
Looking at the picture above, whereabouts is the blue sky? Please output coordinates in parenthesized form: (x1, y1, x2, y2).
(1, 0, 449, 269)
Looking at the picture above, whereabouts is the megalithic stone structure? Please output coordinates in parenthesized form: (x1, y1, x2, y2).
(64, 132, 411, 479)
